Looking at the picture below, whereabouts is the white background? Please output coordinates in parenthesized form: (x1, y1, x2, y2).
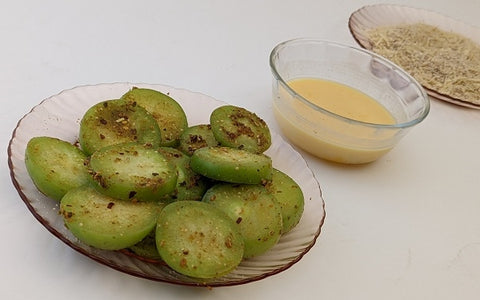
(2, 1, 480, 299)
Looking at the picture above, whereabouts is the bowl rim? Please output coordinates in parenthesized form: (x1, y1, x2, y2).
(269, 38, 430, 129)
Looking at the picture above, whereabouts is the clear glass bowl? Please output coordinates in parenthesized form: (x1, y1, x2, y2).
(8, 82, 326, 287)
(269, 38, 430, 164)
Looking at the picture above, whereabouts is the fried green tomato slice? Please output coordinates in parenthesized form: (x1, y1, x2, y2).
(25, 136, 90, 201)
(87, 142, 177, 202)
(60, 186, 163, 251)
(265, 168, 305, 234)
(156, 201, 244, 279)
(177, 124, 220, 156)
(157, 147, 209, 202)
(202, 183, 283, 258)
(121, 87, 188, 147)
(210, 105, 271, 153)
(190, 146, 272, 184)
(79, 98, 162, 156)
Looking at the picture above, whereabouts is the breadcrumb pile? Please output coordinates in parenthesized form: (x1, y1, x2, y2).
(368, 23, 480, 105)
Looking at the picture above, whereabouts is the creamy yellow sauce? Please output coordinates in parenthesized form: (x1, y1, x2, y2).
(288, 78, 395, 124)
(274, 78, 398, 164)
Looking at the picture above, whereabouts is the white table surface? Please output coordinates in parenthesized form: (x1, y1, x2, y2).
(2, 1, 480, 299)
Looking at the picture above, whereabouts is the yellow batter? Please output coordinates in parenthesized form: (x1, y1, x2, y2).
(274, 78, 397, 164)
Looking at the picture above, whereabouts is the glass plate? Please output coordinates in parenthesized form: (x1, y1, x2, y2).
(7, 82, 326, 287)
(349, 4, 480, 109)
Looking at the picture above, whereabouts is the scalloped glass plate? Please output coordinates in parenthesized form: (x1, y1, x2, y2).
(8, 82, 325, 287)
(349, 4, 480, 109)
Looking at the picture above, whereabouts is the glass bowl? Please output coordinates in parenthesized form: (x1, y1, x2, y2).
(269, 38, 430, 164)
(8, 82, 326, 287)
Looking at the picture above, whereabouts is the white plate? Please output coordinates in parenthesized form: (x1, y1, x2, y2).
(349, 4, 480, 109)
(8, 82, 326, 287)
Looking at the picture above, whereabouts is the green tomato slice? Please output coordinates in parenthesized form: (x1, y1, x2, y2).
(157, 147, 209, 202)
(127, 230, 162, 261)
(177, 124, 220, 156)
(210, 105, 271, 153)
(156, 201, 244, 279)
(190, 146, 272, 184)
(121, 87, 188, 147)
(60, 186, 163, 251)
(265, 169, 305, 234)
(87, 142, 177, 202)
(25, 136, 90, 201)
(202, 183, 283, 258)
(79, 98, 162, 156)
